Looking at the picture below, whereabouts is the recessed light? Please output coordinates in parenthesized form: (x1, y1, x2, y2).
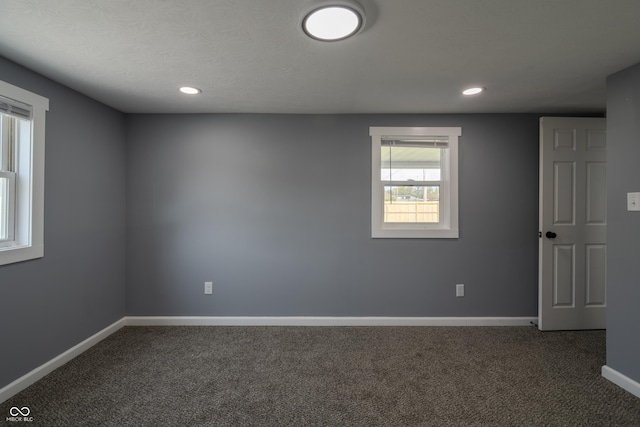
(302, 2, 365, 41)
(462, 87, 484, 96)
(179, 86, 202, 95)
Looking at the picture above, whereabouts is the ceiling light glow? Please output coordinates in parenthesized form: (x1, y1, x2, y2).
(303, 3, 364, 41)
(179, 86, 202, 95)
(462, 87, 484, 96)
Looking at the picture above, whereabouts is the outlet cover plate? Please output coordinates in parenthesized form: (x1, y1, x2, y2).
(628, 192, 640, 211)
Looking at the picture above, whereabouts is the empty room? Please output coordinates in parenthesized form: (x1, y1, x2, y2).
(1, 1, 640, 425)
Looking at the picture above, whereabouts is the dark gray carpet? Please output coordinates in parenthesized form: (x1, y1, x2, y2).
(2, 326, 640, 426)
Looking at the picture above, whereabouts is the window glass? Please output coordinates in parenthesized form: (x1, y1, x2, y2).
(384, 185, 440, 223)
(0, 114, 12, 242)
(0, 176, 7, 240)
(381, 145, 441, 182)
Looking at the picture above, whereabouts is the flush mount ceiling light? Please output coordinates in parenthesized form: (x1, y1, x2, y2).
(462, 87, 485, 96)
(302, 1, 365, 41)
(179, 86, 202, 95)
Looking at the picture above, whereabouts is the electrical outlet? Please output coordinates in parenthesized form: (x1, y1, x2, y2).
(204, 281, 213, 295)
(628, 192, 640, 211)
(456, 284, 465, 297)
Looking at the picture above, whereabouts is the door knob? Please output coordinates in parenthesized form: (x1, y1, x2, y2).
(545, 231, 557, 239)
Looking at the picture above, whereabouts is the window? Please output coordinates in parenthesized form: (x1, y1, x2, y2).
(0, 80, 49, 266)
(370, 127, 460, 238)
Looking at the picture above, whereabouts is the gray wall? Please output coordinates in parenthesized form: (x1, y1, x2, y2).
(0, 57, 127, 388)
(126, 114, 540, 316)
(606, 62, 640, 384)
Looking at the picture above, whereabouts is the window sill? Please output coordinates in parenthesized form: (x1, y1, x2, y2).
(0, 244, 44, 266)
(372, 228, 459, 239)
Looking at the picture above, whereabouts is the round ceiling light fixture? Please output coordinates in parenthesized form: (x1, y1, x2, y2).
(302, 2, 365, 41)
(462, 87, 485, 96)
(179, 86, 202, 95)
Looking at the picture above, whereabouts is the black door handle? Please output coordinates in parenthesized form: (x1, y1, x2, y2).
(545, 231, 557, 239)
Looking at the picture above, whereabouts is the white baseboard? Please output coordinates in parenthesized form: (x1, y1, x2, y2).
(124, 316, 538, 327)
(0, 318, 126, 405)
(602, 365, 640, 399)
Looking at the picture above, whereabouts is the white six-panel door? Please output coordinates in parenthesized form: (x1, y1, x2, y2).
(539, 117, 607, 331)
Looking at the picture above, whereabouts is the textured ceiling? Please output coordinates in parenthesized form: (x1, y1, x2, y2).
(0, 0, 639, 114)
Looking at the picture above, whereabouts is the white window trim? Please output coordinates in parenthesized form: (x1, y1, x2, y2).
(370, 126, 460, 239)
(0, 80, 48, 266)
